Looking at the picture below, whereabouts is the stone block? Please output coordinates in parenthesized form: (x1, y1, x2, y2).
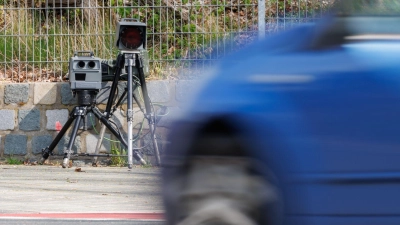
(156, 107, 182, 128)
(141, 132, 163, 156)
(32, 135, 53, 154)
(112, 109, 128, 129)
(61, 83, 78, 105)
(0, 110, 15, 130)
(72, 160, 86, 167)
(19, 109, 40, 131)
(4, 84, 29, 105)
(86, 133, 111, 154)
(34, 83, 57, 105)
(109, 108, 156, 130)
(46, 109, 69, 130)
(131, 107, 149, 130)
(96, 82, 126, 104)
(60, 136, 81, 154)
(147, 80, 170, 103)
(5, 134, 27, 155)
(113, 108, 149, 130)
(80, 112, 96, 130)
(176, 80, 198, 102)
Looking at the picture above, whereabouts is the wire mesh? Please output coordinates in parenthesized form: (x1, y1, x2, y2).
(0, 0, 333, 82)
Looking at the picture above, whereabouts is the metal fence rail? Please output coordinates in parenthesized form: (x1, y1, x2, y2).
(0, 0, 332, 82)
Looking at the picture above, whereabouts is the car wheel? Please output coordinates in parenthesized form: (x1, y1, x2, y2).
(165, 133, 283, 225)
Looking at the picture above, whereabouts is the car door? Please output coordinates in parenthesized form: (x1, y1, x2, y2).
(280, 41, 400, 224)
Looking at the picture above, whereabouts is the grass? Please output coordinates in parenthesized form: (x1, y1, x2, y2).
(5, 155, 23, 165)
(0, 1, 333, 81)
(141, 162, 153, 168)
(0, 7, 116, 77)
(109, 138, 127, 167)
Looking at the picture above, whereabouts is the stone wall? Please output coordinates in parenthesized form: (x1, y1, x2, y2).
(0, 80, 194, 164)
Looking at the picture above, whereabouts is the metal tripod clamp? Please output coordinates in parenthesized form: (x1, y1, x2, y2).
(63, 149, 74, 154)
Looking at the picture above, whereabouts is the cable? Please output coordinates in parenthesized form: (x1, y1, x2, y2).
(89, 107, 147, 145)
(89, 114, 120, 143)
(91, 72, 168, 151)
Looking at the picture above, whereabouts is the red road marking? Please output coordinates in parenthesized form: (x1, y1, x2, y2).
(0, 212, 164, 220)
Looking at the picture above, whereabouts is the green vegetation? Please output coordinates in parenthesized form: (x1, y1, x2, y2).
(110, 139, 127, 167)
(5, 155, 23, 165)
(141, 162, 153, 168)
(0, 0, 333, 81)
(268, 0, 331, 17)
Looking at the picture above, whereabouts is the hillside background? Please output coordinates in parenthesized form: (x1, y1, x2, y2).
(0, 0, 333, 82)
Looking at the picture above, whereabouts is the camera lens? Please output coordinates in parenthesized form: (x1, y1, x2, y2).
(77, 61, 85, 68)
(120, 26, 143, 49)
(88, 61, 96, 69)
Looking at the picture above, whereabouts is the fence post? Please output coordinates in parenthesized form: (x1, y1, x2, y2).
(258, 0, 266, 40)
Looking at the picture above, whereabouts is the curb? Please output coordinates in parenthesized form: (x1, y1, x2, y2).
(0, 212, 164, 221)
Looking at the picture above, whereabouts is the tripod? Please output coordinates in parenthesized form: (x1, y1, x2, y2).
(40, 51, 161, 169)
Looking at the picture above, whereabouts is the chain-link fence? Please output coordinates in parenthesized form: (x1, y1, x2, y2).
(0, 0, 333, 82)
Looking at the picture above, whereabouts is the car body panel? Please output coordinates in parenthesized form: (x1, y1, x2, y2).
(163, 13, 400, 224)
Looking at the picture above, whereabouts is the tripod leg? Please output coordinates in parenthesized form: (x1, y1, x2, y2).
(91, 107, 147, 165)
(105, 53, 124, 118)
(92, 124, 107, 166)
(126, 55, 135, 169)
(137, 56, 161, 166)
(39, 109, 77, 164)
(62, 114, 83, 168)
(149, 122, 160, 165)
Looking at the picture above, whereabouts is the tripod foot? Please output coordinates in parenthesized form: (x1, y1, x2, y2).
(39, 147, 52, 165)
(38, 157, 47, 165)
(133, 151, 147, 165)
(139, 158, 147, 166)
(62, 158, 70, 168)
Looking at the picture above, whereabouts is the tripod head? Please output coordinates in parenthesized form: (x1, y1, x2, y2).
(101, 50, 150, 82)
(76, 90, 97, 106)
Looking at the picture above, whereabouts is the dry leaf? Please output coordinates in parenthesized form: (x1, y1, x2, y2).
(75, 167, 85, 172)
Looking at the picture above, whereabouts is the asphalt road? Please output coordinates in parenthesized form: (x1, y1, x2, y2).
(0, 164, 164, 224)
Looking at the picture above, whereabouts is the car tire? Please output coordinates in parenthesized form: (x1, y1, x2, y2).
(166, 133, 282, 225)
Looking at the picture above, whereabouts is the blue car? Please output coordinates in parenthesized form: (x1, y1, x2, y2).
(162, 1, 400, 225)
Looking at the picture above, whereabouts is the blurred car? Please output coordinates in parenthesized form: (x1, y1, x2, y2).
(162, 1, 400, 225)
